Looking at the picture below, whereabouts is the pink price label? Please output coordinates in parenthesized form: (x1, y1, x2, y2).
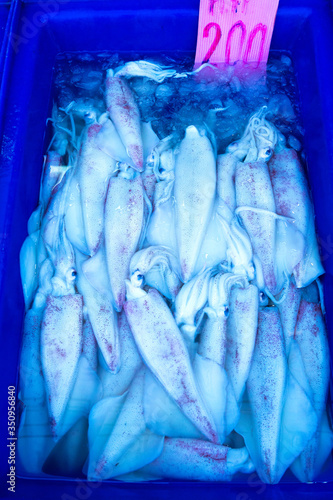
(195, 0, 280, 68)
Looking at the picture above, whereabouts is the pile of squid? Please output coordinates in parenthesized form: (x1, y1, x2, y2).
(18, 61, 333, 484)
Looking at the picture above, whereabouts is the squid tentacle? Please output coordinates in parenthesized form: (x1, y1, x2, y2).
(175, 268, 216, 340)
(206, 272, 248, 318)
(216, 214, 254, 279)
(138, 189, 153, 250)
(130, 245, 181, 300)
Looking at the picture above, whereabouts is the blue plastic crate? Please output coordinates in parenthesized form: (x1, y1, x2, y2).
(0, 2, 11, 88)
(1, 0, 333, 498)
(0, 3, 9, 47)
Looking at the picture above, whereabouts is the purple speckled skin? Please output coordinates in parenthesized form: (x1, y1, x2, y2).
(105, 174, 144, 312)
(106, 75, 144, 172)
(226, 284, 259, 402)
(246, 307, 287, 484)
(269, 148, 324, 287)
(292, 300, 331, 481)
(41, 294, 83, 433)
(124, 287, 218, 444)
(236, 160, 277, 294)
(78, 121, 115, 256)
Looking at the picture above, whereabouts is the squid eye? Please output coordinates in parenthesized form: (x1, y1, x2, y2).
(159, 166, 166, 174)
(263, 148, 272, 158)
(147, 152, 157, 168)
(67, 268, 77, 282)
(133, 270, 144, 284)
(224, 307, 229, 318)
(260, 292, 266, 302)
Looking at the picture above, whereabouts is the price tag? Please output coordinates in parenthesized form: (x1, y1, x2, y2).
(195, 0, 280, 68)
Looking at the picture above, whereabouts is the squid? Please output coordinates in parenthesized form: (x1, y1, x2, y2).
(129, 245, 181, 301)
(291, 292, 333, 482)
(77, 114, 116, 255)
(174, 125, 216, 283)
(269, 145, 324, 288)
(232, 108, 281, 295)
(105, 69, 144, 171)
(194, 273, 247, 441)
(75, 249, 120, 373)
(41, 293, 83, 437)
(41, 223, 83, 435)
(141, 438, 251, 481)
(237, 307, 287, 484)
(124, 279, 218, 443)
(105, 163, 144, 311)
